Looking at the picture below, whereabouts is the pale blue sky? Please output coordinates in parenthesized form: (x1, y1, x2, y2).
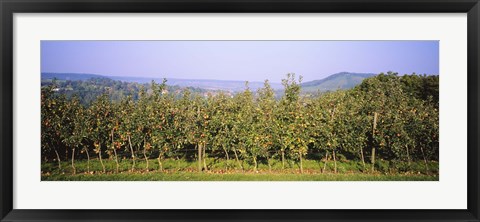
(41, 41, 439, 82)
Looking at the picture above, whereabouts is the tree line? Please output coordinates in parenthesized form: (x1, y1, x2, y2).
(41, 72, 439, 174)
(41, 77, 211, 105)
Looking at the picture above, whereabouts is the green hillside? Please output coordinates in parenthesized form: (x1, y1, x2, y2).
(301, 72, 376, 93)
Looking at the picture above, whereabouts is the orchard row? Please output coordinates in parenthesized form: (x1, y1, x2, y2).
(41, 72, 439, 174)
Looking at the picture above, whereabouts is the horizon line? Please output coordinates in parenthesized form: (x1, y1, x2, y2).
(41, 71, 439, 83)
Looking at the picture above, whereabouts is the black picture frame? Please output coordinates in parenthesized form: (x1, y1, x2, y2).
(1, 0, 479, 221)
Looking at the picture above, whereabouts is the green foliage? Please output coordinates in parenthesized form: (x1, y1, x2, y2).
(41, 72, 439, 177)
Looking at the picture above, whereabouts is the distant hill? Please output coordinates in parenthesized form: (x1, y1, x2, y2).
(42, 73, 283, 92)
(109, 76, 283, 92)
(42, 72, 105, 81)
(301, 72, 376, 92)
(42, 72, 375, 93)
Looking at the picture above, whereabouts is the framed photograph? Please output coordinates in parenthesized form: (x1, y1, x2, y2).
(1, 0, 479, 221)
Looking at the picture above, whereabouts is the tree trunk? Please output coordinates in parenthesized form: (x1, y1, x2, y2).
(112, 129, 119, 173)
(113, 148, 119, 173)
(128, 135, 135, 171)
(197, 143, 202, 172)
(371, 112, 378, 172)
(406, 145, 411, 166)
(233, 147, 243, 171)
(299, 152, 303, 174)
(253, 156, 258, 172)
(84, 147, 90, 173)
(157, 152, 163, 172)
(371, 147, 376, 172)
(360, 147, 366, 171)
(71, 147, 76, 175)
(98, 144, 106, 173)
(222, 145, 230, 170)
(420, 146, 429, 172)
(322, 150, 329, 173)
(143, 138, 149, 171)
(281, 149, 285, 169)
(333, 149, 337, 174)
(203, 142, 207, 171)
(54, 148, 62, 170)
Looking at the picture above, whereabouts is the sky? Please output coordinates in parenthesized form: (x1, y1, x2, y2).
(41, 41, 439, 83)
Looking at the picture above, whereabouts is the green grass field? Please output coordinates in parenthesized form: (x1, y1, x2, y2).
(41, 158, 439, 181)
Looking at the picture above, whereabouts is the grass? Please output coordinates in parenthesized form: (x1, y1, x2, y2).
(41, 158, 439, 181)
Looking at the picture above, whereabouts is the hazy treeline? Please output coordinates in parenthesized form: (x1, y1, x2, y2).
(41, 77, 210, 105)
(41, 72, 439, 174)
